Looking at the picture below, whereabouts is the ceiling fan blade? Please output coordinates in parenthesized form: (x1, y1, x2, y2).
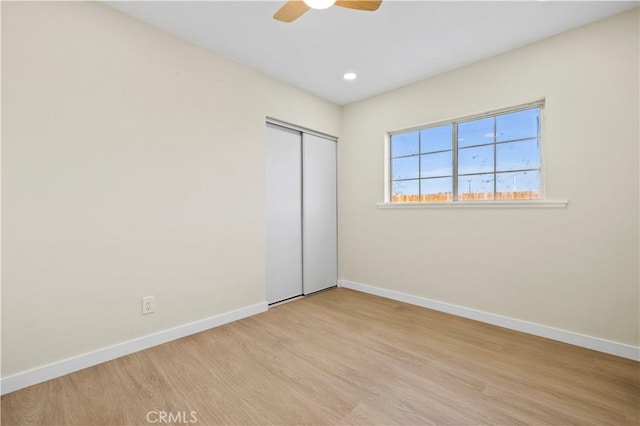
(334, 0, 382, 11)
(274, 1, 310, 22)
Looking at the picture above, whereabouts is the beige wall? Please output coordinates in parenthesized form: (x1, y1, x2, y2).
(1, 1, 341, 377)
(339, 9, 639, 346)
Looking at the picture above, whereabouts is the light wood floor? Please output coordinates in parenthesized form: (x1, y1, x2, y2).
(2, 288, 638, 425)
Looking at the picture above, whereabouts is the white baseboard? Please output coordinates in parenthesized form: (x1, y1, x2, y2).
(1, 302, 268, 395)
(338, 280, 640, 361)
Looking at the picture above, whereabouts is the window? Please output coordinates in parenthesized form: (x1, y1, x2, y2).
(389, 103, 542, 203)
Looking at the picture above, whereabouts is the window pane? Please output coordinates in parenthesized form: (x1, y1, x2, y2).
(392, 179, 419, 202)
(458, 117, 494, 148)
(496, 171, 540, 200)
(458, 145, 494, 175)
(421, 124, 452, 153)
(420, 151, 452, 178)
(496, 139, 540, 172)
(391, 156, 419, 180)
(389, 104, 543, 204)
(496, 108, 540, 142)
(420, 178, 452, 202)
(391, 131, 419, 158)
(458, 174, 495, 201)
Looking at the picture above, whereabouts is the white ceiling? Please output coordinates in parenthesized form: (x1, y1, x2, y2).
(106, 1, 638, 105)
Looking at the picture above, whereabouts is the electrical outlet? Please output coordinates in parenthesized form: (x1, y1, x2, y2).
(142, 296, 155, 315)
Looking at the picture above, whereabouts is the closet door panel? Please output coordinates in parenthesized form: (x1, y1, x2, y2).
(266, 124, 303, 304)
(302, 133, 337, 295)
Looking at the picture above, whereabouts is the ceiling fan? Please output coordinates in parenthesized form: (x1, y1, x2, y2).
(274, 0, 382, 23)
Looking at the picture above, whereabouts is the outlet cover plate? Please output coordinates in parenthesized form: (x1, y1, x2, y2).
(142, 296, 155, 315)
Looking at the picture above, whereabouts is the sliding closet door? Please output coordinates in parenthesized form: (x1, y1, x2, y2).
(303, 133, 337, 295)
(266, 124, 303, 304)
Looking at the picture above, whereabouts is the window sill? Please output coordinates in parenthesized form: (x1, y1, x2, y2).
(376, 200, 568, 209)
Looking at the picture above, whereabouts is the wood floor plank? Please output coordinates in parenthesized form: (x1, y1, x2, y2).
(2, 288, 638, 425)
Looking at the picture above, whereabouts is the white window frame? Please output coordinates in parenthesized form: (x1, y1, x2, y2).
(380, 100, 567, 209)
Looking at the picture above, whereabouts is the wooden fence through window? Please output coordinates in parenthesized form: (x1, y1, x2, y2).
(391, 191, 540, 203)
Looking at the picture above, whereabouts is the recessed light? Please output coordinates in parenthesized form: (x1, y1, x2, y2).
(343, 72, 357, 81)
